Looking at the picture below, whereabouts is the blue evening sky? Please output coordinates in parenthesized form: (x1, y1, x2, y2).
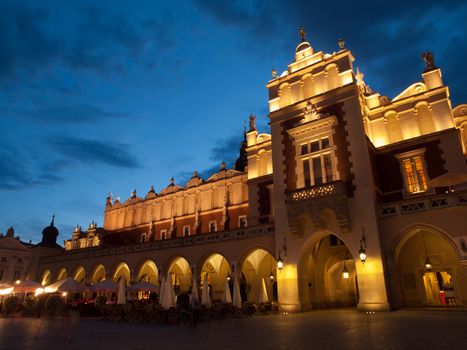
(1, 0, 466, 243)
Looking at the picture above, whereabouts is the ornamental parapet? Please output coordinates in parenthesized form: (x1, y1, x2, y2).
(378, 189, 467, 217)
(285, 181, 351, 237)
(39, 224, 275, 264)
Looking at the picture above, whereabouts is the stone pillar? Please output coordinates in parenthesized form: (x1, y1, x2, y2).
(277, 262, 301, 312)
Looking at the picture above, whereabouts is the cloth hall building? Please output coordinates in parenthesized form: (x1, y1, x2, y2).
(20, 32, 467, 312)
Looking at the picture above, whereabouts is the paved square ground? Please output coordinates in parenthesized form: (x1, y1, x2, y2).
(0, 309, 466, 350)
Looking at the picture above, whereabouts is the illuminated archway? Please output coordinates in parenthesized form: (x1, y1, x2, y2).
(73, 266, 86, 283)
(41, 269, 52, 286)
(136, 259, 158, 284)
(56, 267, 68, 282)
(240, 248, 276, 303)
(200, 253, 231, 301)
(90, 264, 107, 283)
(112, 262, 131, 286)
(167, 257, 191, 294)
(394, 226, 465, 307)
(297, 232, 358, 310)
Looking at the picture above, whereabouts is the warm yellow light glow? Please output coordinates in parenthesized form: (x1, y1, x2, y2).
(15, 280, 21, 285)
(277, 258, 284, 271)
(0, 287, 14, 295)
(343, 271, 350, 279)
(359, 249, 367, 263)
(35, 288, 44, 296)
(62, 292, 68, 297)
(44, 286, 57, 293)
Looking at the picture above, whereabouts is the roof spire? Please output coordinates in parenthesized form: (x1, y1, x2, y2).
(51, 214, 55, 226)
(299, 27, 306, 42)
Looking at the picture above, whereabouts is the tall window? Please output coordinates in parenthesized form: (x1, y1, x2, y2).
(300, 137, 334, 187)
(238, 216, 247, 228)
(397, 149, 429, 195)
(209, 221, 217, 233)
(160, 230, 167, 240)
(183, 225, 190, 237)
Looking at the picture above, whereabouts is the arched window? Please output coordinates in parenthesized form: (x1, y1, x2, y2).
(326, 65, 339, 91)
(416, 103, 435, 134)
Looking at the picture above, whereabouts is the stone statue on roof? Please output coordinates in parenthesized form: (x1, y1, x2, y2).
(248, 114, 257, 132)
(422, 51, 437, 72)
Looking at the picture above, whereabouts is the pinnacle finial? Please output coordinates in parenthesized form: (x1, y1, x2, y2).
(51, 214, 55, 226)
(299, 27, 306, 42)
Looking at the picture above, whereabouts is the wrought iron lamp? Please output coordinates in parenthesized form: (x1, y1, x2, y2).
(277, 238, 287, 271)
(359, 227, 367, 264)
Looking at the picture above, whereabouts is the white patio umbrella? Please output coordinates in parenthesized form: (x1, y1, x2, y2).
(13, 280, 42, 293)
(117, 276, 126, 304)
(91, 279, 118, 293)
(222, 279, 232, 304)
(232, 275, 242, 308)
(190, 277, 199, 302)
(166, 273, 175, 308)
(259, 278, 269, 303)
(45, 277, 89, 293)
(201, 273, 211, 308)
(429, 173, 467, 188)
(129, 281, 159, 293)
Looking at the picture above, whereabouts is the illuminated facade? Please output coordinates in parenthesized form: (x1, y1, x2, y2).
(33, 31, 467, 311)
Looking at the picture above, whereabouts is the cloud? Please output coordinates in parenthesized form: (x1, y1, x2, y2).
(0, 146, 64, 190)
(176, 133, 244, 184)
(25, 104, 127, 123)
(48, 136, 141, 168)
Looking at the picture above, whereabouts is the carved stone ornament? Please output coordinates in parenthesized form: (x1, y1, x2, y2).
(301, 101, 327, 124)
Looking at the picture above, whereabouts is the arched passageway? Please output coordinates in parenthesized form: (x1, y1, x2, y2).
(136, 260, 158, 284)
(41, 270, 52, 286)
(56, 267, 68, 282)
(395, 227, 466, 307)
(167, 257, 191, 294)
(73, 266, 86, 282)
(112, 262, 131, 286)
(90, 264, 106, 283)
(298, 233, 358, 310)
(200, 253, 231, 301)
(241, 248, 277, 303)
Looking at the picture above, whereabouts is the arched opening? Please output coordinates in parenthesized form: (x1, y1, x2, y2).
(416, 103, 435, 135)
(90, 264, 106, 283)
(326, 64, 339, 90)
(298, 233, 358, 310)
(279, 83, 292, 108)
(394, 227, 465, 307)
(302, 74, 314, 99)
(73, 266, 86, 283)
(200, 253, 231, 302)
(112, 262, 131, 286)
(137, 260, 158, 284)
(41, 270, 52, 286)
(56, 267, 68, 282)
(167, 257, 192, 294)
(241, 248, 277, 303)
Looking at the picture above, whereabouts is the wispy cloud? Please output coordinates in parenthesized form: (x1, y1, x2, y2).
(47, 136, 141, 168)
(25, 104, 127, 123)
(0, 146, 64, 190)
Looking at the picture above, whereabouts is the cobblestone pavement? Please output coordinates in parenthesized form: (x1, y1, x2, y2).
(0, 309, 467, 350)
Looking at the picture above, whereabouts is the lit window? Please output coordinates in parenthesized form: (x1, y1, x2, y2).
(183, 225, 190, 237)
(238, 216, 247, 228)
(209, 221, 217, 233)
(300, 136, 335, 187)
(396, 149, 429, 195)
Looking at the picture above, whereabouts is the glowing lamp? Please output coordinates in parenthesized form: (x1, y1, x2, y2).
(269, 271, 275, 281)
(226, 274, 231, 282)
(424, 257, 432, 271)
(15, 280, 21, 285)
(359, 247, 367, 264)
(277, 256, 284, 271)
(342, 262, 349, 279)
(62, 292, 68, 297)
